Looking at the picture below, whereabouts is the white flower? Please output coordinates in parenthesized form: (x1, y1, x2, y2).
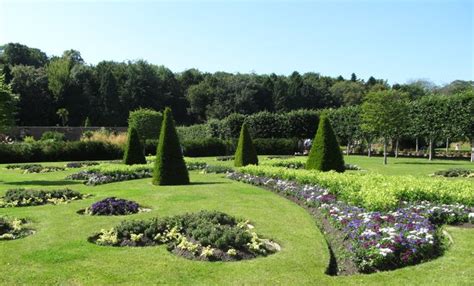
(379, 248, 393, 256)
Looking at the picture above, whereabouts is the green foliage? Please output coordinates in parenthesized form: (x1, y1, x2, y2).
(40, 131, 65, 142)
(153, 107, 189, 185)
(181, 138, 228, 157)
(325, 106, 361, 146)
(123, 126, 146, 165)
(245, 111, 288, 138)
(286, 109, 320, 138)
(234, 123, 258, 167)
(0, 74, 17, 132)
(239, 165, 474, 211)
(128, 108, 163, 141)
(306, 116, 345, 172)
(177, 124, 211, 141)
(253, 138, 298, 155)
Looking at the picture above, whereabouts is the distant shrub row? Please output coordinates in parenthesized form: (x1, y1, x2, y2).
(145, 138, 299, 157)
(177, 110, 320, 140)
(0, 141, 123, 163)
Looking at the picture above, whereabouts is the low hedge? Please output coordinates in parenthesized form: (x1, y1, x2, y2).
(0, 141, 123, 163)
(145, 138, 299, 157)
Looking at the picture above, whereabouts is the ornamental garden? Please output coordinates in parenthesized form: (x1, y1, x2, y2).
(0, 52, 473, 284)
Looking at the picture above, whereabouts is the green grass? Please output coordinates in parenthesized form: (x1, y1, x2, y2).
(0, 158, 473, 285)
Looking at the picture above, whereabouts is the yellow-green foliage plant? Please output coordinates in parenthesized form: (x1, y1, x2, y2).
(152, 107, 189, 185)
(234, 123, 258, 167)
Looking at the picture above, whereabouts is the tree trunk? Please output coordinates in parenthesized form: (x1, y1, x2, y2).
(383, 138, 388, 165)
(347, 140, 350, 156)
(428, 138, 433, 161)
(471, 138, 474, 163)
(395, 139, 399, 158)
(445, 138, 449, 153)
(367, 140, 372, 157)
(415, 137, 419, 153)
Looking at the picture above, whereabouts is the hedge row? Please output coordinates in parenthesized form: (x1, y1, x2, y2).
(0, 141, 123, 163)
(146, 138, 299, 157)
(177, 110, 320, 141)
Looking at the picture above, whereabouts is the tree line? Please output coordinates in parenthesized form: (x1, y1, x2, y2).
(1, 42, 472, 127)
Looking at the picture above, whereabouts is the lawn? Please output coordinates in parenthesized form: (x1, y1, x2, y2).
(0, 157, 473, 285)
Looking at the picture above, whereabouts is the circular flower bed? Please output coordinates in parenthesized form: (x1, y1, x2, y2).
(0, 216, 34, 240)
(89, 210, 280, 261)
(0, 188, 85, 208)
(79, 197, 147, 216)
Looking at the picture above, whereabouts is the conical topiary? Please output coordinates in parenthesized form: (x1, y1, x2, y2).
(152, 107, 189, 185)
(306, 116, 345, 172)
(123, 126, 146, 165)
(234, 123, 258, 167)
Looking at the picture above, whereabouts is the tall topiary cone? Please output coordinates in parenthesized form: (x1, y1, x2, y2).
(153, 107, 189, 185)
(234, 123, 258, 167)
(306, 116, 345, 172)
(123, 126, 146, 165)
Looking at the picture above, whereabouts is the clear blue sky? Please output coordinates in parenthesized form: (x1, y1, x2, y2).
(1, 0, 472, 85)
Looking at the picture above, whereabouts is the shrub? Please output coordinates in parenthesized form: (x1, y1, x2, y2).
(40, 131, 65, 142)
(81, 128, 127, 147)
(1, 188, 84, 207)
(0, 141, 123, 163)
(153, 107, 190, 185)
(245, 111, 288, 138)
(433, 168, 473, 178)
(177, 124, 211, 141)
(91, 210, 278, 261)
(221, 113, 246, 138)
(286, 109, 320, 138)
(182, 138, 228, 157)
(0, 216, 31, 240)
(128, 108, 163, 141)
(234, 123, 258, 167)
(123, 127, 146, 165)
(306, 116, 345, 172)
(85, 197, 141, 216)
(253, 138, 298, 155)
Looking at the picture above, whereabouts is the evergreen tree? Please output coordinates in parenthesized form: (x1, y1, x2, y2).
(234, 123, 258, 167)
(306, 116, 345, 172)
(123, 126, 146, 165)
(153, 107, 189, 185)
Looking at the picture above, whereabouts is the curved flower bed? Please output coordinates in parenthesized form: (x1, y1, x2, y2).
(0, 216, 34, 240)
(0, 188, 85, 208)
(228, 172, 473, 273)
(80, 197, 149, 216)
(90, 210, 280, 261)
(6, 164, 65, 173)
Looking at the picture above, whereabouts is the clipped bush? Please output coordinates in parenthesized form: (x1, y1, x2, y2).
(245, 111, 288, 138)
(153, 107, 190, 185)
(123, 127, 146, 165)
(128, 108, 163, 141)
(234, 123, 258, 167)
(306, 116, 345, 172)
(182, 138, 228, 157)
(253, 138, 298, 155)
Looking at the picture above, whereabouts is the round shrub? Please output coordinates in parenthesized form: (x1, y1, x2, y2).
(86, 197, 140, 216)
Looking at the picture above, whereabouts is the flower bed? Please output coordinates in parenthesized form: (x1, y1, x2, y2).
(65, 161, 100, 168)
(0, 188, 85, 207)
(67, 164, 153, 186)
(0, 216, 34, 240)
(5, 164, 65, 173)
(227, 172, 473, 273)
(238, 166, 473, 210)
(90, 210, 280, 261)
(433, 168, 473, 178)
(261, 159, 361, 171)
(79, 197, 149, 216)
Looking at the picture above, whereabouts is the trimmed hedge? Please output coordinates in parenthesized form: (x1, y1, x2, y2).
(253, 138, 298, 155)
(153, 108, 190, 185)
(128, 108, 163, 141)
(234, 123, 258, 167)
(306, 116, 345, 172)
(123, 127, 146, 165)
(0, 141, 123, 163)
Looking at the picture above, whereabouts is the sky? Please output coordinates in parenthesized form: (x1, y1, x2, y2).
(0, 0, 472, 85)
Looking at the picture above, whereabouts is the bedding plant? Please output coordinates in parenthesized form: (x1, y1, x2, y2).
(81, 197, 147, 216)
(0, 216, 33, 240)
(228, 167, 473, 273)
(90, 210, 280, 261)
(0, 188, 85, 207)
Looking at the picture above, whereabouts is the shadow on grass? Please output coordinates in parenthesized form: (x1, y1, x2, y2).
(4, 180, 83, 186)
(188, 181, 230, 186)
(394, 162, 467, 166)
